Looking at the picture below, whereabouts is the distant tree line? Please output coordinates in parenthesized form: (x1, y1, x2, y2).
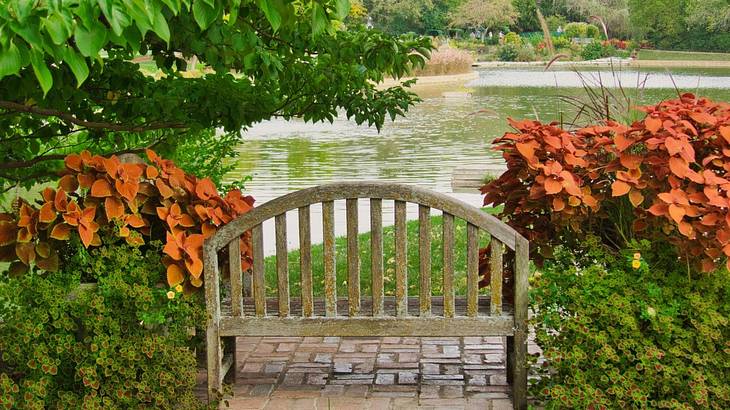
(353, 0, 730, 52)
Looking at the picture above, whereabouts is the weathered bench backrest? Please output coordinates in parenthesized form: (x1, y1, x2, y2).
(204, 182, 528, 330)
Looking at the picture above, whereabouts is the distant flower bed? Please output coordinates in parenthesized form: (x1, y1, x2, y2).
(412, 46, 474, 76)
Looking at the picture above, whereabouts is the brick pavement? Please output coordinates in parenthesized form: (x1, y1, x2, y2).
(202, 336, 538, 409)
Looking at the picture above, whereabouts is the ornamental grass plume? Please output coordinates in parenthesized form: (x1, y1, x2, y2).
(412, 46, 474, 77)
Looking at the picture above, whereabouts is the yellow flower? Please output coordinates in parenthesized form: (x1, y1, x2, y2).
(166, 291, 175, 300)
(631, 260, 641, 269)
(175, 284, 183, 293)
(633, 252, 641, 260)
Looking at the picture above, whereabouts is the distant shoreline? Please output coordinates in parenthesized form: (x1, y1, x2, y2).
(473, 58, 730, 69)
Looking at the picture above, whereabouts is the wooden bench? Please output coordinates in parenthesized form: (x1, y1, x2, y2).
(203, 182, 529, 409)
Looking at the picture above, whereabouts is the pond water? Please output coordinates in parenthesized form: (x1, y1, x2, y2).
(224, 67, 730, 253)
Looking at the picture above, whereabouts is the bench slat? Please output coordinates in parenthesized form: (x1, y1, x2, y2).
(370, 199, 384, 316)
(220, 315, 515, 337)
(299, 206, 313, 317)
(490, 239, 504, 316)
(394, 200, 408, 317)
(275, 213, 289, 317)
(228, 239, 243, 317)
(346, 198, 360, 316)
(466, 223, 479, 317)
(419, 205, 431, 316)
(442, 212, 455, 318)
(252, 224, 266, 317)
(322, 200, 337, 317)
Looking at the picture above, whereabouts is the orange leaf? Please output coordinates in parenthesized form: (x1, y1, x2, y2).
(114, 180, 138, 203)
(146, 166, 159, 179)
(701, 259, 715, 273)
(54, 190, 68, 212)
(90, 179, 113, 197)
(645, 116, 662, 133)
(185, 257, 204, 278)
(50, 223, 72, 240)
(64, 154, 82, 171)
(155, 179, 174, 199)
(648, 203, 668, 216)
(668, 204, 685, 224)
(195, 178, 218, 201)
(678, 221, 694, 238)
(664, 137, 682, 156)
(515, 142, 536, 161)
(105, 197, 125, 220)
(78, 224, 94, 248)
(544, 178, 562, 195)
(552, 197, 565, 212)
(38, 202, 56, 224)
(179, 214, 195, 227)
(619, 154, 642, 169)
(125, 214, 146, 228)
(58, 174, 79, 193)
(611, 180, 631, 197)
(668, 156, 688, 178)
(628, 190, 644, 207)
(720, 126, 730, 144)
(41, 187, 55, 203)
(35, 242, 51, 258)
(202, 223, 217, 238)
(77, 173, 95, 189)
(568, 196, 581, 207)
(36, 252, 59, 272)
(0, 221, 17, 246)
(119, 226, 130, 237)
(15, 242, 36, 265)
(689, 111, 716, 125)
(190, 276, 203, 287)
(167, 264, 185, 286)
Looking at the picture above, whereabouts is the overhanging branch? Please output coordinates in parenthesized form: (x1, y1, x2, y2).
(0, 100, 188, 133)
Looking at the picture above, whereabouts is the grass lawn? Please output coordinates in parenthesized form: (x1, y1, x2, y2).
(262, 207, 502, 298)
(638, 49, 730, 61)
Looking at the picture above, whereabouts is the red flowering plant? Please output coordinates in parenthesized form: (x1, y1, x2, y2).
(480, 93, 730, 277)
(0, 150, 254, 291)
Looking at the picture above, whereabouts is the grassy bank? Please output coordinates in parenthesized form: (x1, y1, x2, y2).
(638, 49, 730, 61)
(262, 208, 502, 297)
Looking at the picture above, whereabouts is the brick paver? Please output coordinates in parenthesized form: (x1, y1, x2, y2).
(196, 336, 538, 409)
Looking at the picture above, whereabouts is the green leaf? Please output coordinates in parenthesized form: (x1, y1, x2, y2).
(30, 49, 53, 96)
(160, 0, 180, 14)
(0, 41, 22, 79)
(9, 21, 44, 50)
(334, 0, 350, 21)
(74, 21, 107, 57)
(14, 0, 34, 23)
(152, 12, 171, 45)
(311, 3, 327, 37)
(257, 0, 281, 31)
(63, 47, 89, 87)
(192, 0, 217, 30)
(98, 0, 132, 36)
(43, 14, 72, 45)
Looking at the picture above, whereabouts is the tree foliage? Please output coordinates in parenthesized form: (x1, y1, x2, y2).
(0, 0, 432, 195)
(449, 0, 517, 31)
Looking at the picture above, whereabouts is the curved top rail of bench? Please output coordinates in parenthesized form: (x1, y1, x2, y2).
(205, 181, 526, 252)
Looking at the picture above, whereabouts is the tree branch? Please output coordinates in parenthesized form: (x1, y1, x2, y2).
(0, 101, 188, 133)
(0, 142, 167, 171)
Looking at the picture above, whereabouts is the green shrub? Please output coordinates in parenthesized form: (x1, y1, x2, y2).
(504, 32, 523, 46)
(0, 240, 205, 409)
(585, 24, 601, 39)
(546, 15, 568, 32)
(565, 22, 601, 39)
(497, 44, 520, 61)
(580, 40, 616, 60)
(516, 44, 537, 62)
(552, 35, 572, 50)
(530, 238, 730, 409)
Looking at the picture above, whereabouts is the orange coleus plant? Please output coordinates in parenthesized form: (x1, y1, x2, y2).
(0, 150, 254, 290)
(481, 93, 730, 275)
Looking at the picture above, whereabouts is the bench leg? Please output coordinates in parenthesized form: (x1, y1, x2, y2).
(511, 330, 528, 410)
(223, 336, 237, 383)
(206, 324, 223, 403)
(506, 335, 514, 384)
